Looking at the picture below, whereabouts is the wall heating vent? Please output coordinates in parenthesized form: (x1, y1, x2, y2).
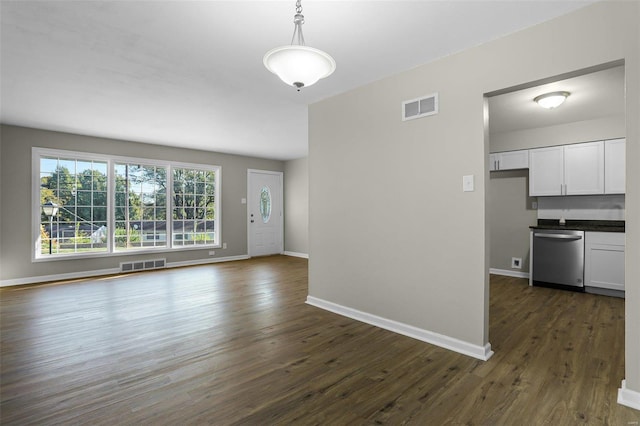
(120, 258, 166, 273)
(402, 93, 439, 121)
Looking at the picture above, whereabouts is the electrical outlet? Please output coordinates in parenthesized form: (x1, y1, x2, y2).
(511, 257, 522, 269)
(222, 243, 227, 249)
(209, 250, 216, 256)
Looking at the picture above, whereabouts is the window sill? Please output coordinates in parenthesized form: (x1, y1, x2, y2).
(32, 243, 222, 263)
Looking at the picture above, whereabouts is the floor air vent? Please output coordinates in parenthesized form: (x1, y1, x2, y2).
(120, 258, 166, 273)
(402, 93, 438, 121)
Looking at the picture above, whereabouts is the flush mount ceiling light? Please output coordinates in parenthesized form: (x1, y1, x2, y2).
(263, 0, 336, 91)
(534, 91, 570, 109)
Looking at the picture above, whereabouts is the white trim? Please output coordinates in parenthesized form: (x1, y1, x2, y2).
(32, 147, 222, 261)
(247, 169, 284, 258)
(1, 268, 121, 287)
(166, 255, 249, 269)
(0, 254, 249, 287)
(305, 296, 493, 361)
(284, 251, 309, 259)
(618, 380, 640, 411)
(489, 268, 530, 279)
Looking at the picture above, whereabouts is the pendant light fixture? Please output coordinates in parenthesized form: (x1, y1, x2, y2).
(263, 0, 336, 91)
(534, 91, 570, 109)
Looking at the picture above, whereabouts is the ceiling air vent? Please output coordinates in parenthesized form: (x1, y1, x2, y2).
(402, 93, 439, 121)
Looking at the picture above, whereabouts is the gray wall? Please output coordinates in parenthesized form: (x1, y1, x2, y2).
(0, 124, 284, 282)
(284, 157, 309, 256)
(489, 170, 537, 273)
(309, 1, 640, 393)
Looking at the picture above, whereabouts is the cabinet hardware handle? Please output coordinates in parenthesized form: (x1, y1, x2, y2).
(534, 233, 583, 240)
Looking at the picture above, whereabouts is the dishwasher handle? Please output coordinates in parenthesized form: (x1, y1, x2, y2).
(533, 233, 583, 240)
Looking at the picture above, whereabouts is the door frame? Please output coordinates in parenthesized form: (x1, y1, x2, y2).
(247, 169, 284, 257)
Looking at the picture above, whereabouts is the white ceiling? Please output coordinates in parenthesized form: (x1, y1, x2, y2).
(1, 1, 598, 161)
(489, 65, 625, 135)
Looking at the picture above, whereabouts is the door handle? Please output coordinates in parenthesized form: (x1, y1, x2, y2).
(534, 233, 582, 240)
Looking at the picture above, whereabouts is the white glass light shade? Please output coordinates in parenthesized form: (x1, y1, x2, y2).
(534, 91, 570, 109)
(264, 45, 336, 89)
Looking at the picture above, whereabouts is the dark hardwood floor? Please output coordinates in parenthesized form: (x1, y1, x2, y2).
(1, 256, 638, 424)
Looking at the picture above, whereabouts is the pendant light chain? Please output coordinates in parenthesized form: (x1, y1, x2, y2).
(290, 0, 306, 46)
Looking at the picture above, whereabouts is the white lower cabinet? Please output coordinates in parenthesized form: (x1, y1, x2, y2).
(584, 232, 625, 291)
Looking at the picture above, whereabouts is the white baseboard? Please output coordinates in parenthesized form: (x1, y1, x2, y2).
(284, 251, 309, 259)
(618, 379, 640, 410)
(0, 267, 121, 287)
(0, 255, 250, 287)
(166, 255, 249, 269)
(306, 296, 493, 361)
(489, 268, 530, 279)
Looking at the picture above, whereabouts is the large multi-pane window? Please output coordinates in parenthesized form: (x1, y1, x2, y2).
(115, 163, 168, 250)
(172, 167, 217, 246)
(33, 148, 220, 259)
(39, 155, 109, 255)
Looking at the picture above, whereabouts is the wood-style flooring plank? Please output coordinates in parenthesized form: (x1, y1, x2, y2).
(1, 257, 638, 424)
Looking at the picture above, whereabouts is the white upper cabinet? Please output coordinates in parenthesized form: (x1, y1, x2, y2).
(529, 146, 564, 196)
(564, 141, 604, 195)
(490, 150, 529, 171)
(489, 153, 499, 171)
(605, 138, 626, 194)
(529, 141, 606, 196)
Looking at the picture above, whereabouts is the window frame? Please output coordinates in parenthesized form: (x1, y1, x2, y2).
(32, 147, 222, 262)
(170, 162, 220, 248)
(113, 160, 170, 252)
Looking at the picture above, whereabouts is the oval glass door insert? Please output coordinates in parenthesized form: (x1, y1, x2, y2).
(260, 186, 272, 223)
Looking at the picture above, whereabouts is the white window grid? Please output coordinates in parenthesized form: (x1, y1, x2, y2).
(32, 148, 221, 261)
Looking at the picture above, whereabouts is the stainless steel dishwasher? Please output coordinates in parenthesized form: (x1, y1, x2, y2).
(532, 229, 585, 288)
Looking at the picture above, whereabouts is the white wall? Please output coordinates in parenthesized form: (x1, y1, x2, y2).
(537, 195, 625, 220)
(309, 0, 640, 399)
(284, 157, 309, 256)
(490, 115, 625, 153)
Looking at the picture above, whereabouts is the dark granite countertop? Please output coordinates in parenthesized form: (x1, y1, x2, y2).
(530, 219, 625, 233)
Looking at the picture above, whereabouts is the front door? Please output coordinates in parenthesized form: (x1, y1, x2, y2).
(248, 169, 283, 257)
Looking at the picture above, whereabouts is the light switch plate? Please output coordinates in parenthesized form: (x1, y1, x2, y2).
(241, 198, 247, 204)
(463, 175, 474, 192)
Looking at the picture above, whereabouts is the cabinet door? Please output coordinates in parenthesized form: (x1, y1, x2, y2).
(529, 146, 564, 196)
(498, 150, 529, 170)
(585, 232, 625, 291)
(605, 138, 625, 194)
(564, 141, 604, 195)
(489, 153, 499, 171)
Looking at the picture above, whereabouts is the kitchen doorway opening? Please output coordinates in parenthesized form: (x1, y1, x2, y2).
(484, 59, 627, 368)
